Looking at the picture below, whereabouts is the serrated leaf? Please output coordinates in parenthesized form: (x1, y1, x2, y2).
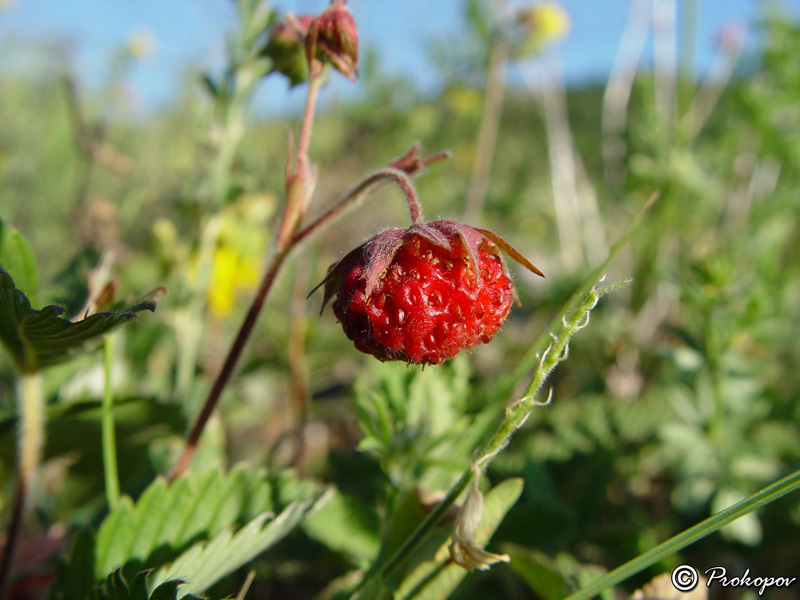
(0, 268, 162, 372)
(394, 478, 524, 599)
(94, 465, 276, 578)
(149, 491, 330, 598)
(0, 218, 39, 306)
(97, 570, 189, 600)
(51, 528, 98, 600)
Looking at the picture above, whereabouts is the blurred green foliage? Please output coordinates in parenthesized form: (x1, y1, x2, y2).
(1, 1, 799, 599)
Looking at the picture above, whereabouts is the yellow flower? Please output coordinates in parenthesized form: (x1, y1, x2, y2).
(208, 246, 260, 318)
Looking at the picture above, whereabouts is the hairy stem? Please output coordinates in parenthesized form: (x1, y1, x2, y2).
(170, 247, 290, 481)
(171, 69, 327, 479)
(500, 191, 659, 398)
(293, 167, 423, 248)
(171, 159, 436, 479)
(351, 280, 625, 597)
(0, 373, 44, 598)
(101, 336, 120, 510)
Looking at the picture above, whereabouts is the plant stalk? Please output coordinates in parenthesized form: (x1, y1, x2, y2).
(171, 70, 327, 480)
(170, 247, 289, 481)
(292, 167, 423, 248)
(351, 280, 624, 597)
(101, 335, 120, 509)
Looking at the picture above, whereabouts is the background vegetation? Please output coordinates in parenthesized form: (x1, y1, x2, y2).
(1, 1, 799, 599)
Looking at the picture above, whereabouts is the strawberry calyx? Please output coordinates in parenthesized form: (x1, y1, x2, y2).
(310, 220, 544, 314)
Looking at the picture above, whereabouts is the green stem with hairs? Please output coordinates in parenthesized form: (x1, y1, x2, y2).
(500, 192, 659, 398)
(0, 373, 45, 598)
(101, 336, 120, 510)
(350, 280, 627, 598)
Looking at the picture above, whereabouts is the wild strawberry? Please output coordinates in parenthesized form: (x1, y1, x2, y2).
(313, 220, 544, 365)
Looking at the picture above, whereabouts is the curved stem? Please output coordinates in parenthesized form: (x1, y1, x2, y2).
(465, 30, 509, 222)
(350, 280, 622, 597)
(292, 167, 423, 248)
(170, 165, 428, 481)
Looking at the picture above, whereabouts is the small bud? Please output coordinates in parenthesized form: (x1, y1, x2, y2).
(305, 0, 359, 81)
(263, 14, 315, 87)
(448, 478, 510, 572)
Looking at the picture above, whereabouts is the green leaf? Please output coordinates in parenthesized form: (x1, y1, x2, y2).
(303, 490, 381, 565)
(394, 478, 524, 599)
(94, 465, 276, 578)
(505, 547, 572, 600)
(149, 490, 330, 598)
(0, 219, 39, 306)
(0, 267, 162, 372)
(97, 570, 196, 600)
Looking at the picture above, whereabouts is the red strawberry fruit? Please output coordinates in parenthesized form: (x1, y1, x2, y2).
(314, 220, 544, 365)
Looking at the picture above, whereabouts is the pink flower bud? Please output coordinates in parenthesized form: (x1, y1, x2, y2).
(305, 0, 359, 81)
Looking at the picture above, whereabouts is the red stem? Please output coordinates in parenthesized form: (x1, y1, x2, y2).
(170, 161, 434, 480)
(295, 76, 321, 174)
(170, 249, 289, 481)
(171, 73, 326, 480)
(292, 167, 422, 247)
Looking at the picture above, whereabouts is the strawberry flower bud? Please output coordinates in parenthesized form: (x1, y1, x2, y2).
(263, 14, 315, 87)
(305, 0, 359, 81)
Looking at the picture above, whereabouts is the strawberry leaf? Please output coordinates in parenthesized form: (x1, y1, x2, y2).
(0, 268, 163, 372)
(0, 219, 39, 306)
(148, 490, 330, 598)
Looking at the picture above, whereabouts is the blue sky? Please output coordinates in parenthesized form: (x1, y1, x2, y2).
(1, 0, 797, 116)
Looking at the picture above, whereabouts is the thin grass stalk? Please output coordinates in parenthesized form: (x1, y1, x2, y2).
(522, 56, 583, 269)
(564, 467, 800, 600)
(101, 335, 121, 510)
(350, 280, 627, 598)
(465, 31, 510, 222)
(652, 0, 678, 135)
(602, 0, 650, 183)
